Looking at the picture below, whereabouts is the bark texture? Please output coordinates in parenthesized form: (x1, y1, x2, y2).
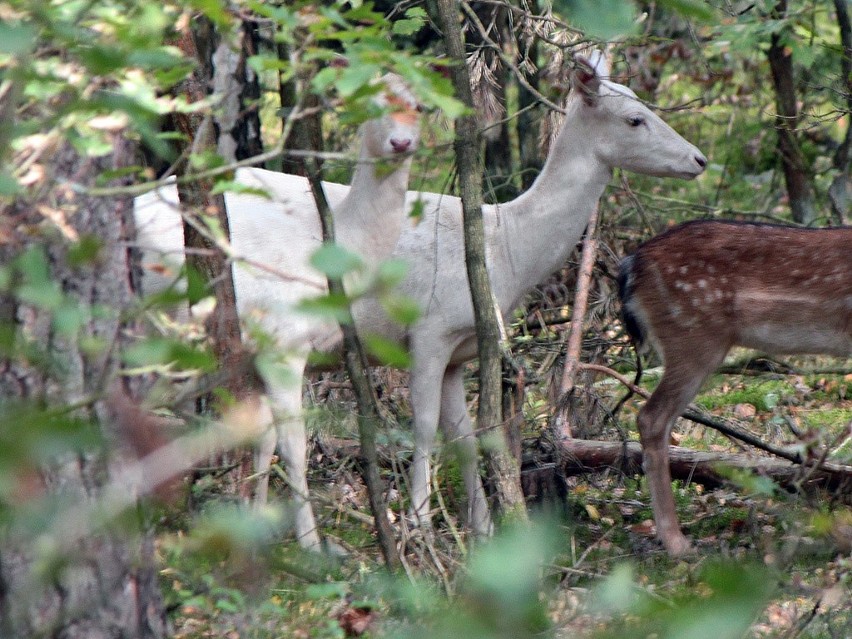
(0, 139, 168, 638)
(172, 19, 245, 384)
(428, 0, 527, 523)
(830, 0, 852, 224)
(299, 118, 401, 570)
(767, 0, 815, 225)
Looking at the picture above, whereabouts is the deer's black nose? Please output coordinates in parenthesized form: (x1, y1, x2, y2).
(390, 138, 411, 153)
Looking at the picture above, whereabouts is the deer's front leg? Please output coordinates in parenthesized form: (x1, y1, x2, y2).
(268, 369, 322, 552)
(638, 408, 691, 556)
(409, 355, 447, 529)
(637, 356, 722, 556)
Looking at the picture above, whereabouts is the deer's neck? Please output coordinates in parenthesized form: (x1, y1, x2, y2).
(335, 152, 413, 265)
(496, 102, 611, 307)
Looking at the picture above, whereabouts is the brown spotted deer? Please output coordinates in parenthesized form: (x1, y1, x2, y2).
(618, 220, 852, 556)
(134, 74, 420, 551)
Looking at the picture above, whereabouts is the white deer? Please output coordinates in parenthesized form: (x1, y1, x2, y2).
(134, 74, 421, 550)
(618, 220, 851, 556)
(359, 53, 707, 536)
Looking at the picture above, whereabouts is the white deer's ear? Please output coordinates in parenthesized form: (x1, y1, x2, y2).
(586, 49, 610, 77)
(573, 55, 602, 106)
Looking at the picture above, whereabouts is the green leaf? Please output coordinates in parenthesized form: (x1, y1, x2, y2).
(123, 337, 216, 372)
(209, 180, 271, 198)
(215, 598, 239, 613)
(336, 64, 381, 97)
(363, 334, 411, 368)
(306, 582, 349, 600)
(375, 258, 409, 288)
(53, 302, 86, 336)
(186, 0, 232, 26)
(554, 0, 638, 40)
(381, 295, 420, 326)
(656, 0, 717, 22)
(393, 17, 425, 36)
(185, 265, 209, 306)
(16, 247, 51, 284)
(67, 235, 103, 267)
(310, 243, 363, 279)
(408, 198, 426, 222)
(254, 350, 300, 390)
(0, 170, 22, 196)
(716, 466, 777, 497)
(589, 563, 637, 614)
(0, 21, 36, 55)
(297, 291, 352, 324)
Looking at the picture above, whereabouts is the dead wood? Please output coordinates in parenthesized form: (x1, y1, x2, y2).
(554, 438, 852, 494)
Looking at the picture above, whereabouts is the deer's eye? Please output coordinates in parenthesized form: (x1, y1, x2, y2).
(627, 115, 645, 127)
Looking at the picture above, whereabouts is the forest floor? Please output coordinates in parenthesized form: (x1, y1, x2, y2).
(157, 360, 852, 639)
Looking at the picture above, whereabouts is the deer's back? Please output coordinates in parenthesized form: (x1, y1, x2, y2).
(620, 221, 852, 359)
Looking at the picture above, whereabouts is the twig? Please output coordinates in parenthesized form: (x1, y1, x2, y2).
(577, 362, 852, 472)
(550, 205, 600, 439)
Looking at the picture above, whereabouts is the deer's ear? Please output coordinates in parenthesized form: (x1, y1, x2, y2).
(573, 56, 602, 106)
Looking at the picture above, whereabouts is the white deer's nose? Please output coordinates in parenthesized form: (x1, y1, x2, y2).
(694, 152, 707, 170)
(390, 138, 412, 153)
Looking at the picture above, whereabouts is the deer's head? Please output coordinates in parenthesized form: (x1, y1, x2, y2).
(572, 53, 706, 180)
(360, 73, 421, 161)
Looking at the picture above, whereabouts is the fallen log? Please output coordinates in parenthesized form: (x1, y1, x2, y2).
(310, 434, 852, 499)
(552, 438, 852, 494)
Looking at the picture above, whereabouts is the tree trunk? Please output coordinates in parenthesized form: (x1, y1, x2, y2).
(0, 139, 168, 638)
(427, 0, 527, 524)
(296, 99, 401, 570)
(830, 0, 852, 224)
(172, 19, 246, 389)
(767, 0, 815, 225)
(171, 19, 257, 505)
(468, 3, 516, 203)
(516, 0, 543, 192)
(277, 27, 322, 177)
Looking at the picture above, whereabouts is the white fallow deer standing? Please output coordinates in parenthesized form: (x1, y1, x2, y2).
(618, 220, 852, 556)
(133, 74, 421, 550)
(349, 53, 706, 537)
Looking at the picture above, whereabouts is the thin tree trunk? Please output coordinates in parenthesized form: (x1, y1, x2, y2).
(830, 0, 852, 224)
(516, 0, 543, 191)
(172, 19, 256, 504)
(0, 138, 168, 638)
(550, 206, 599, 440)
(298, 121, 402, 570)
(767, 0, 815, 225)
(277, 32, 322, 177)
(172, 19, 245, 388)
(428, 0, 527, 524)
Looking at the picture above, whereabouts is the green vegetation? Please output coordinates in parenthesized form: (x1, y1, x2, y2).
(0, 0, 850, 637)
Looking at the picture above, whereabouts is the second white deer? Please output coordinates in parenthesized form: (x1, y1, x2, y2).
(619, 220, 851, 556)
(134, 74, 420, 550)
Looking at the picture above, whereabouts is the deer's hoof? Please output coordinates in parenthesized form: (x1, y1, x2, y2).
(663, 534, 693, 557)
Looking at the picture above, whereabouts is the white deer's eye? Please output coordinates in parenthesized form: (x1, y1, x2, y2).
(627, 115, 645, 127)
